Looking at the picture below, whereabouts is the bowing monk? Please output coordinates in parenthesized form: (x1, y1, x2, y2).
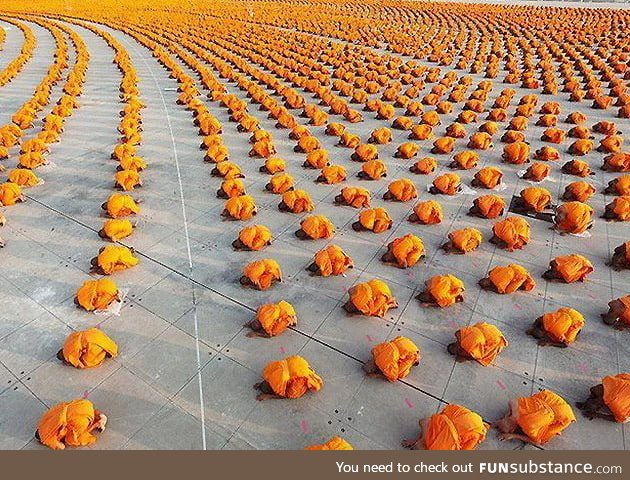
(343, 279, 398, 318)
(222, 195, 257, 220)
(364, 336, 420, 382)
(604, 175, 630, 196)
(335, 186, 370, 208)
(472, 166, 503, 189)
(563, 181, 596, 203)
(602, 152, 630, 172)
(417, 274, 465, 307)
(247, 300, 297, 337)
(307, 245, 353, 277)
(255, 355, 322, 400)
(395, 142, 419, 159)
(603, 196, 630, 221)
(402, 404, 488, 450)
(266, 173, 294, 194)
(383, 179, 417, 202)
(353, 207, 392, 233)
(491, 217, 530, 251)
(410, 157, 437, 175)
(36, 399, 107, 450)
(317, 165, 346, 184)
(114, 170, 141, 191)
(479, 264, 535, 294)
(305, 437, 353, 450)
(7, 168, 40, 187)
(562, 160, 592, 177)
(494, 390, 575, 446)
(212, 161, 243, 180)
(442, 228, 483, 254)
(381, 234, 425, 268)
(450, 151, 479, 170)
(233, 225, 272, 251)
(304, 150, 329, 169)
(601, 295, 630, 330)
(568, 139, 594, 156)
(90, 245, 138, 275)
(577, 374, 630, 423)
(279, 189, 314, 213)
(543, 254, 593, 283)
(358, 159, 387, 180)
(240, 259, 282, 290)
(58, 328, 118, 369)
(99, 218, 134, 242)
(555, 202, 594, 233)
(527, 307, 585, 347)
(75, 278, 120, 312)
(102, 193, 139, 218)
(514, 186, 552, 213)
(502, 142, 530, 165)
(351, 143, 379, 162)
(609, 241, 630, 271)
(296, 215, 335, 240)
(431, 136, 456, 154)
(430, 173, 461, 195)
(260, 157, 285, 174)
(0, 182, 25, 206)
(522, 162, 550, 182)
(469, 195, 505, 219)
(409, 200, 443, 225)
(447, 322, 508, 366)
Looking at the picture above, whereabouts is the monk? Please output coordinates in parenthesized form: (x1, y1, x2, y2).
(562, 159, 592, 177)
(58, 328, 118, 369)
(364, 336, 420, 382)
(409, 124, 433, 141)
(563, 181, 596, 202)
(609, 241, 630, 271)
(554, 201, 594, 233)
(402, 404, 488, 450)
(266, 173, 294, 194)
(472, 166, 503, 189)
(99, 218, 134, 242)
(602, 152, 630, 172)
(317, 164, 346, 184)
(212, 161, 244, 179)
(240, 259, 282, 290)
(36, 399, 107, 450)
(568, 139, 594, 156)
(604, 175, 630, 196)
(75, 278, 120, 312)
(296, 215, 335, 240)
(383, 179, 417, 202)
(247, 300, 297, 337)
(601, 295, 630, 330)
(352, 207, 392, 233)
(7, 168, 40, 187)
(304, 150, 329, 169)
(450, 151, 479, 170)
(598, 135, 624, 154)
(479, 264, 536, 294)
(469, 195, 505, 219)
(351, 143, 379, 162)
(409, 200, 443, 225)
(260, 157, 285, 174)
(358, 159, 387, 180)
(442, 228, 483, 254)
(491, 217, 530, 251)
(522, 162, 550, 182)
(101, 193, 140, 218)
(90, 245, 138, 275)
(447, 322, 508, 366)
(513, 186, 552, 213)
(222, 195, 257, 220)
(430, 173, 461, 195)
(305, 437, 353, 450)
(255, 355, 322, 400)
(279, 189, 314, 213)
(233, 225, 272, 251)
(543, 254, 593, 283)
(431, 136, 456, 154)
(307, 245, 353, 277)
(494, 390, 575, 446)
(335, 186, 370, 208)
(603, 196, 630, 221)
(577, 374, 630, 423)
(369, 127, 392, 144)
(114, 169, 142, 191)
(502, 142, 530, 164)
(395, 142, 419, 159)
(417, 274, 465, 307)
(0, 182, 25, 206)
(381, 234, 425, 268)
(527, 307, 585, 347)
(535, 146, 560, 161)
(343, 279, 398, 318)
(410, 157, 437, 175)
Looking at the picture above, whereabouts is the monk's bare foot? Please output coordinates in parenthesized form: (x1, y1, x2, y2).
(498, 432, 538, 446)
(94, 413, 108, 431)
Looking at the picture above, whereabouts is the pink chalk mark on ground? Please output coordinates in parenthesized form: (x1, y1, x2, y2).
(514, 304, 523, 311)
(447, 319, 457, 329)
(404, 398, 414, 409)
(82, 390, 90, 399)
(279, 346, 286, 355)
(366, 334, 374, 342)
(496, 380, 507, 390)
(577, 362, 589, 374)
(300, 420, 309, 433)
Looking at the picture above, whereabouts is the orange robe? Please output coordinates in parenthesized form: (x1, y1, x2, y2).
(568, 139, 594, 156)
(473, 195, 505, 219)
(361, 159, 387, 180)
(353, 143, 379, 162)
(603, 153, 630, 172)
(386, 234, 425, 268)
(313, 245, 353, 276)
(474, 167, 503, 189)
(452, 151, 479, 170)
(412, 157, 437, 174)
(396, 142, 419, 159)
(220, 179, 246, 198)
(76, 279, 119, 312)
(554, 202, 593, 233)
(432, 173, 460, 195)
(0, 182, 23, 206)
(358, 208, 392, 233)
(348, 279, 397, 318)
(564, 181, 596, 202)
(268, 173, 294, 194)
(502, 142, 530, 164)
(456, 322, 508, 366)
(520, 187, 552, 212)
(255, 301, 297, 337)
(37, 399, 103, 450)
(262, 355, 322, 398)
(96, 245, 138, 274)
(104, 193, 139, 218)
(492, 217, 530, 250)
(387, 179, 417, 201)
(371, 336, 420, 382)
(423, 275, 465, 307)
(263, 157, 285, 174)
(243, 259, 282, 290)
(300, 215, 335, 239)
(62, 328, 118, 368)
(432, 137, 455, 154)
(562, 160, 591, 177)
(238, 225, 272, 251)
(423, 404, 488, 450)
(608, 176, 630, 196)
(319, 165, 346, 184)
(549, 254, 593, 283)
(602, 374, 630, 423)
(339, 186, 370, 208)
(305, 437, 353, 450)
(281, 189, 314, 213)
(515, 390, 576, 444)
(606, 196, 630, 221)
(102, 219, 134, 241)
(214, 161, 243, 179)
(413, 200, 443, 224)
(305, 149, 329, 169)
(114, 170, 141, 191)
(7, 168, 40, 187)
(524, 162, 550, 182)
(487, 264, 535, 293)
(535, 146, 560, 161)
(448, 228, 482, 253)
(224, 195, 257, 220)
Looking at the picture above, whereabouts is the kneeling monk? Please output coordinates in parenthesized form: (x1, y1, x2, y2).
(527, 307, 585, 347)
(58, 328, 118, 369)
(479, 264, 535, 294)
(241, 259, 282, 290)
(75, 279, 120, 312)
(352, 207, 392, 233)
(554, 202, 593, 234)
(417, 274, 465, 307)
(601, 295, 630, 330)
(296, 215, 335, 240)
(233, 225, 272, 251)
(543, 254, 593, 283)
(409, 200, 443, 225)
(343, 279, 398, 318)
(469, 194, 505, 219)
(491, 217, 530, 251)
(247, 300, 297, 337)
(577, 374, 630, 423)
(335, 186, 370, 208)
(609, 241, 630, 271)
(364, 336, 420, 382)
(442, 228, 482, 254)
(307, 245, 353, 276)
(603, 196, 630, 221)
(90, 245, 138, 275)
(448, 322, 508, 366)
(255, 355, 322, 400)
(381, 234, 425, 268)
(37, 399, 107, 450)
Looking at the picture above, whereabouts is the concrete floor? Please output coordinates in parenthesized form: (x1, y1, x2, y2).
(0, 12, 629, 450)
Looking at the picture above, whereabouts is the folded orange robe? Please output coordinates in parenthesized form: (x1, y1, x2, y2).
(424, 275, 465, 307)
(599, 135, 624, 154)
(549, 254, 593, 283)
(371, 336, 420, 382)
(104, 193, 139, 218)
(387, 179, 417, 201)
(238, 225, 272, 251)
(424, 404, 488, 450)
(0, 182, 23, 206)
(300, 215, 335, 239)
(268, 173, 294, 193)
(456, 322, 508, 366)
(255, 301, 297, 337)
(562, 160, 591, 177)
(370, 127, 392, 144)
(603, 152, 630, 172)
(119, 155, 147, 172)
(564, 181, 596, 202)
(608, 175, 630, 196)
(566, 112, 587, 125)
(554, 202, 593, 233)
(224, 195, 257, 220)
(243, 259, 282, 290)
(432, 173, 460, 195)
(97, 245, 138, 274)
(339, 186, 370, 208)
(114, 170, 141, 191)
(102, 219, 134, 241)
(62, 328, 118, 368)
(220, 179, 246, 198)
(7, 168, 40, 187)
(412, 157, 437, 174)
(348, 279, 397, 317)
(502, 142, 530, 164)
(473, 195, 505, 219)
(325, 123, 346, 136)
(448, 228, 482, 253)
(515, 390, 576, 445)
(359, 208, 392, 233)
(413, 200, 443, 225)
(37, 399, 103, 450)
(488, 264, 536, 293)
(474, 167, 503, 189)
(305, 437, 353, 450)
(468, 132, 493, 150)
(18, 151, 47, 169)
(319, 165, 346, 184)
(76, 279, 119, 312)
(262, 355, 322, 398)
(520, 187, 552, 212)
(281, 189, 314, 213)
(602, 374, 630, 423)
(542, 127, 565, 144)
(313, 245, 353, 276)
(386, 234, 425, 268)
(492, 217, 530, 250)
(409, 124, 433, 140)
(568, 139, 594, 156)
